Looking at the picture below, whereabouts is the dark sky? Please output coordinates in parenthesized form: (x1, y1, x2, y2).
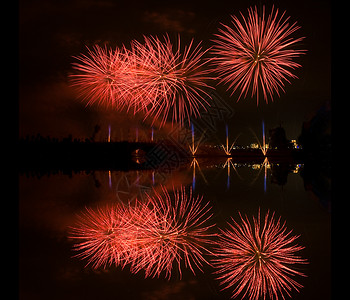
(19, 0, 331, 145)
(19, 3, 331, 298)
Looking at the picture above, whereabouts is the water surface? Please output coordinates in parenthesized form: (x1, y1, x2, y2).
(19, 161, 330, 300)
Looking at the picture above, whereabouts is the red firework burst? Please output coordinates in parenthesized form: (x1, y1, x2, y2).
(70, 45, 132, 108)
(211, 6, 305, 104)
(212, 210, 307, 300)
(129, 35, 214, 127)
(70, 36, 214, 127)
(126, 185, 215, 279)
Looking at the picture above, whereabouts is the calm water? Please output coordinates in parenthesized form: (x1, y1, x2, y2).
(19, 161, 331, 300)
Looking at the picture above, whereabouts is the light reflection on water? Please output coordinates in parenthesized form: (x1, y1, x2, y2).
(19, 161, 330, 300)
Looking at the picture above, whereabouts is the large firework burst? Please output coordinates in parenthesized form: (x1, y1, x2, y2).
(212, 210, 307, 300)
(70, 36, 214, 127)
(211, 6, 305, 104)
(128, 185, 215, 279)
(69, 186, 215, 279)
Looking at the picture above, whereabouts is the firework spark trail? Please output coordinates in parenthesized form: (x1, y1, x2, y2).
(211, 5, 305, 104)
(212, 209, 307, 300)
(189, 123, 207, 156)
(221, 124, 239, 155)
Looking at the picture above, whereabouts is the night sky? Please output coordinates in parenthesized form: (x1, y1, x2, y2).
(19, 0, 331, 145)
(19, 2, 332, 299)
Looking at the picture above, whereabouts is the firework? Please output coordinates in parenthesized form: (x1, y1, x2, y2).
(70, 45, 132, 108)
(212, 210, 307, 300)
(211, 6, 305, 104)
(127, 185, 215, 279)
(70, 36, 214, 127)
(69, 186, 215, 279)
(129, 35, 214, 127)
(221, 124, 240, 156)
(69, 205, 135, 269)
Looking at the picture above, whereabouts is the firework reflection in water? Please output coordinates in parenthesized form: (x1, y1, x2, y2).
(69, 186, 215, 279)
(212, 209, 307, 300)
(68, 204, 135, 269)
(128, 185, 215, 279)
